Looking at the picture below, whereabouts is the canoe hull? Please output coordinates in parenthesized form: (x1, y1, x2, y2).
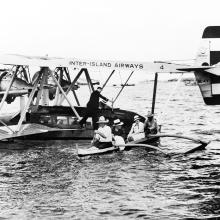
(77, 136, 159, 157)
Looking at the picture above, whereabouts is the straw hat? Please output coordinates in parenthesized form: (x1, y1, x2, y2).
(113, 119, 124, 126)
(134, 115, 140, 121)
(97, 86, 102, 90)
(96, 116, 109, 123)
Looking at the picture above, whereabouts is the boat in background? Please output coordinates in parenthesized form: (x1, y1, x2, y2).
(184, 80, 197, 86)
(113, 83, 135, 87)
(78, 78, 100, 86)
(182, 77, 197, 86)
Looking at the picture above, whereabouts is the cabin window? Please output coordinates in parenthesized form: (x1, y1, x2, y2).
(39, 115, 52, 125)
(57, 116, 69, 126)
(69, 117, 78, 125)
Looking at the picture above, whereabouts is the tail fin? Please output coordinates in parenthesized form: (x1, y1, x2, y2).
(196, 26, 220, 66)
(194, 26, 220, 105)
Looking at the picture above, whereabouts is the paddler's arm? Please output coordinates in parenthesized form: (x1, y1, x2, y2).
(128, 124, 134, 137)
(94, 130, 106, 138)
(139, 122, 145, 133)
(144, 119, 148, 129)
(99, 93, 109, 102)
(149, 120, 158, 131)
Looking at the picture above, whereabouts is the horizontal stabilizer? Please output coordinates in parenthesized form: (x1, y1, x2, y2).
(176, 66, 212, 72)
(0, 54, 189, 72)
(205, 66, 220, 76)
(176, 65, 220, 76)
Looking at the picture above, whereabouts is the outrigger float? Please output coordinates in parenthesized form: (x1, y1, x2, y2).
(0, 54, 210, 155)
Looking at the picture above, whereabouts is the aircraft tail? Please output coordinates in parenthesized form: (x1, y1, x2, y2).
(194, 26, 220, 105)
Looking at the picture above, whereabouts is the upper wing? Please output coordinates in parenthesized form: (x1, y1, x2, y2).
(2, 53, 219, 75)
(0, 54, 189, 72)
(0, 54, 65, 67)
(67, 59, 188, 72)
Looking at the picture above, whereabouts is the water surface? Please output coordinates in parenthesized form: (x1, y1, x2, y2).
(0, 82, 219, 219)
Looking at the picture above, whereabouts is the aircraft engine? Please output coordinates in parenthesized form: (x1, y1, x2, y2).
(0, 71, 33, 104)
(32, 71, 79, 101)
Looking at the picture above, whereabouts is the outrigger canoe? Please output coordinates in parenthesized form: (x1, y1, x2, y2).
(76, 133, 210, 157)
(76, 136, 163, 157)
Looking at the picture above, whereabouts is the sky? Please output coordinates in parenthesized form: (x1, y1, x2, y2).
(0, 0, 220, 82)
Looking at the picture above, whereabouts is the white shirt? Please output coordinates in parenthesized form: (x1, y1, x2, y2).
(129, 121, 144, 135)
(97, 125, 112, 142)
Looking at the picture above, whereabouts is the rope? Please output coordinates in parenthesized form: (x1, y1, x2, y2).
(157, 73, 183, 125)
(118, 71, 122, 85)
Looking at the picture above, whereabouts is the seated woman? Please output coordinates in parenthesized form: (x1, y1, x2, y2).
(92, 116, 112, 149)
(112, 119, 126, 146)
(144, 112, 158, 135)
(127, 115, 145, 142)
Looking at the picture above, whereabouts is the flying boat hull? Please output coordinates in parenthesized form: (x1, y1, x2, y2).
(2, 105, 148, 140)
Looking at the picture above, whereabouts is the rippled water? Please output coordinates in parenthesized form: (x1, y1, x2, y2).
(0, 82, 220, 219)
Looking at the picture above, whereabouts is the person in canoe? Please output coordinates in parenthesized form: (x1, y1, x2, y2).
(92, 116, 113, 149)
(144, 112, 158, 135)
(127, 115, 145, 141)
(79, 86, 110, 129)
(112, 119, 126, 146)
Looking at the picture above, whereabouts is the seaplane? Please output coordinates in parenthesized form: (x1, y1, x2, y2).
(0, 53, 210, 157)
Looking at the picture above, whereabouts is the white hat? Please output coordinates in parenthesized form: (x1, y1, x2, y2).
(96, 116, 109, 123)
(113, 119, 124, 126)
(134, 115, 140, 121)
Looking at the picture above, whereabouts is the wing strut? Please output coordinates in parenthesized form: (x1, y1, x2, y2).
(151, 72, 158, 114)
(59, 68, 85, 105)
(35, 68, 48, 107)
(16, 70, 42, 132)
(113, 71, 134, 105)
(84, 69, 95, 93)
(101, 70, 115, 91)
(157, 73, 184, 125)
(49, 69, 80, 119)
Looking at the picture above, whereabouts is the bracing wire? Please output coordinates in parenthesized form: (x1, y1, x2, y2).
(157, 73, 184, 125)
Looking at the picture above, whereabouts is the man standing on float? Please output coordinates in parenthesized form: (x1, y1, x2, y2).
(79, 86, 109, 129)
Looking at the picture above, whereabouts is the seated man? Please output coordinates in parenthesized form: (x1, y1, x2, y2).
(112, 118, 125, 146)
(92, 116, 112, 149)
(127, 115, 145, 142)
(144, 112, 158, 135)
